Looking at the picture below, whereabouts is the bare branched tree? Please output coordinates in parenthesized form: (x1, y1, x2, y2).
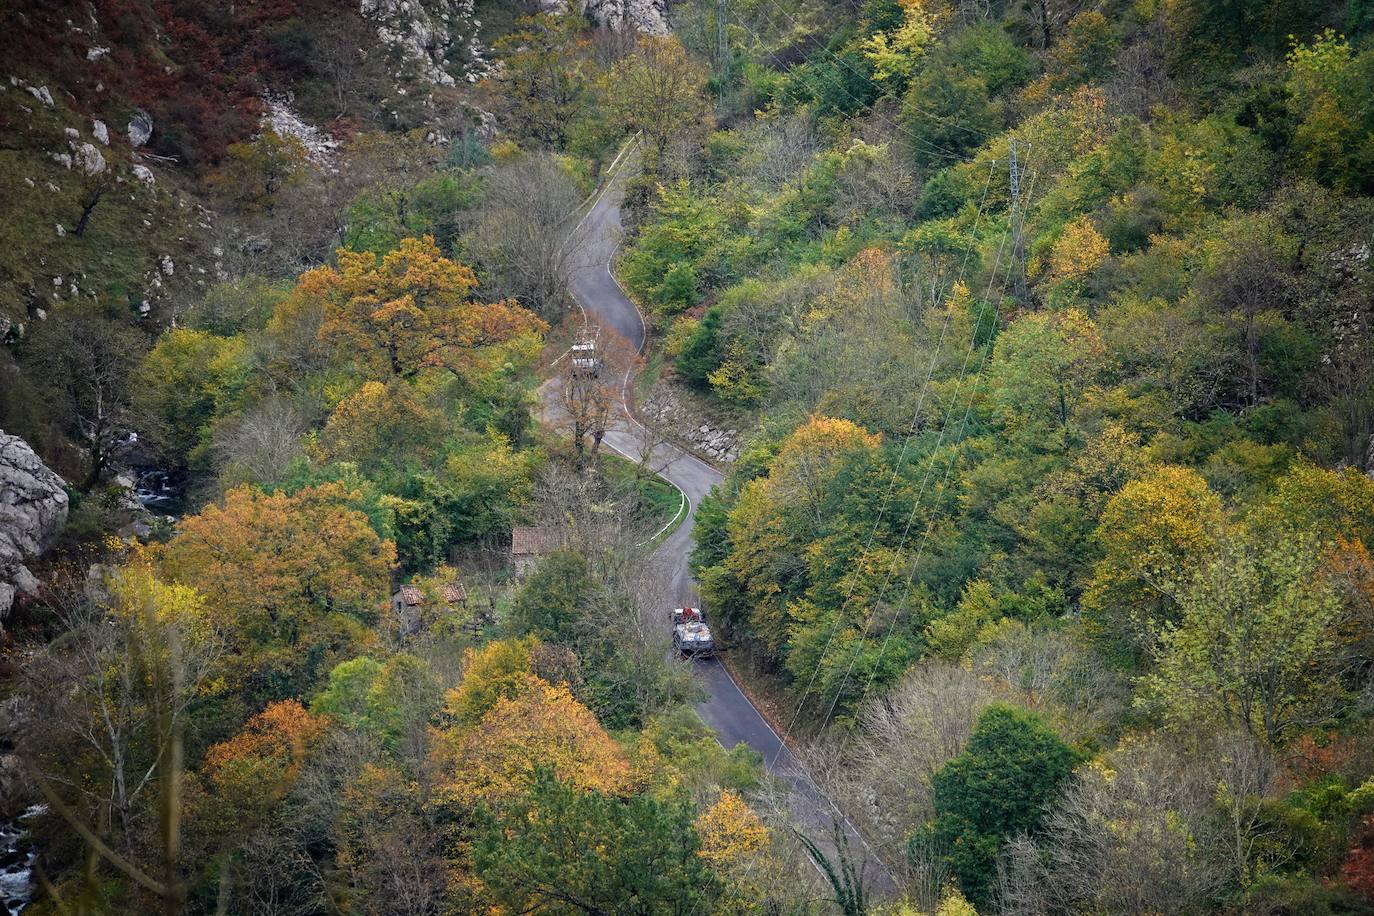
(466, 153, 583, 319)
(1010, 735, 1232, 914)
(813, 663, 1009, 868)
(1018, 0, 1090, 49)
(21, 565, 224, 913)
(749, 113, 820, 189)
(210, 397, 311, 488)
(554, 327, 640, 469)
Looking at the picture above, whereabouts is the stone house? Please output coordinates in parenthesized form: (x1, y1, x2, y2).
(510, 526, 562, 576)
(390, 579, 467, 636)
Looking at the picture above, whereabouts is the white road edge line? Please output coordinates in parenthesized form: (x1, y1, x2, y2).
(711, 658, 893, 879)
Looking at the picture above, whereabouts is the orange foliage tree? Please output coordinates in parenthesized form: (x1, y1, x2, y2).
(1344, 815, 1374, 901)
(307, 236, 547, 382)
(160, 483, 396, 692)
(200, 700, 329, 822)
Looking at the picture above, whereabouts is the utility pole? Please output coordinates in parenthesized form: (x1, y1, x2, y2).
(1008, 139, 1020, 225)
(1008, 139, 1030, 303)
(717, 0, 728, 100)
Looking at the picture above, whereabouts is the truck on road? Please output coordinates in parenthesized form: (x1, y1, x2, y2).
(671, 607, 715, 658)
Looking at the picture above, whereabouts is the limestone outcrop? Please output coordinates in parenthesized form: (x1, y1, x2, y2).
(0, 432, 68, 621)
(361, 0, 488, 86)
(580, 0, 670, 35)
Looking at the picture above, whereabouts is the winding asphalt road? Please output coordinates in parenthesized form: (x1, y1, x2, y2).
(562, 146, 897, 899)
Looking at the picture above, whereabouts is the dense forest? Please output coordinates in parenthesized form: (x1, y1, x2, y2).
(1, 0, 1373, 913)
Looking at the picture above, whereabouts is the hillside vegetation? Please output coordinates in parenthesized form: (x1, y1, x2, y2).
(648, 0, 1374, 909)
(1, 0, 1373, 913)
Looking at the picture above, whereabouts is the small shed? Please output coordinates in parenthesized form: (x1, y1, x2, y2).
(391, 579, 467, 635)
(511, 526, 560, 576)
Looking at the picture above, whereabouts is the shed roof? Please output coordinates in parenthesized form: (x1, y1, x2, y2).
(394, 580, 467, 605)
(511, 526, 558, 556)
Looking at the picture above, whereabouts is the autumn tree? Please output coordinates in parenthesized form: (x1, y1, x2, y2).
(310, 236, 546, 383)
(313, 379, 447, 477)
(209, 129, 311, 214)
(1082, 465, 1224, 665)
(1047, 215, 1110, 284)
(716, 416, 884, 661)
(333, 762, 448, 915)
(695, 789, 774, 912)
(861, 0, 937, 85)
(1285, 31, 1374, 194)
(196, 700, 330, 890)
(1249, 461, 1374, 549)
(434, 678, 632, 808)
(605, 36, 711, 158)
(445, 636, 541, 726)
(1138, 533, 1347, 745)
(159, 483, 397, 695)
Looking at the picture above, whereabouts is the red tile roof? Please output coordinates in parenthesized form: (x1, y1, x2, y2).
(511, 526, 557, 556)
(395, 581, 466, 605)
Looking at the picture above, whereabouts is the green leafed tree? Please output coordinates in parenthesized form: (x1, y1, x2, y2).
(922, 703, 1082, 907)
(1137, 533, 1347, 745)
(473, 767, 722, 915)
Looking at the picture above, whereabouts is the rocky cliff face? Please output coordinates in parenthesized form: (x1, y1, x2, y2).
(579, 0, 670, 35)
(0, 433, 68, 621)
(361, 0, 488, 85)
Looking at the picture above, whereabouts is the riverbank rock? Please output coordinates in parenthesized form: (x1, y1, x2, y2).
(0, 432, 69, 622)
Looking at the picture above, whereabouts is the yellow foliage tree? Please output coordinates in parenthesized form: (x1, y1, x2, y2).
(434, 679, 632, 808)
(862, 0, 938, 83)
(1083, 465, 1224, 660)
(695, 790, 768, 868)
(313, 379, 446, 473)
(766, 416, 883, 522)
(1048, 215, 1110, 281)
(444, 636, 538, 726)
(604, 36, 710, 155)
(724, 416, 884, 657)
(695, 790, 772, 913)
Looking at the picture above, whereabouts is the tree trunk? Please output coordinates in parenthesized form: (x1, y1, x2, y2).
(74, 186, 105, 237)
